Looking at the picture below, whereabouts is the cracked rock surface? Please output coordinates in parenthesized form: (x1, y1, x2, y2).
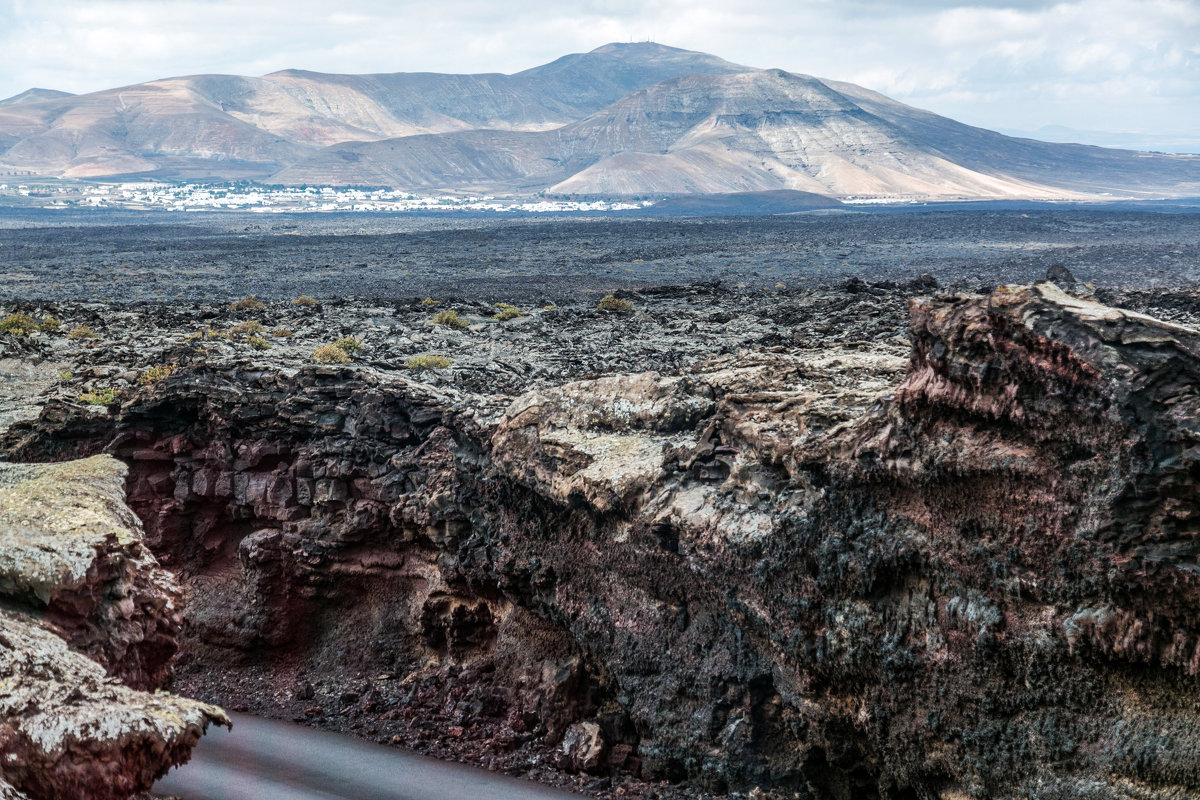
(4, 280, 1200, 799)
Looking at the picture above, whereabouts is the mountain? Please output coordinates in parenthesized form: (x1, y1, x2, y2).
(0, 43, 746, 180)
(0, 88, 75, 105)
(1, 43, 1198, 199)
(274, 69, 1200, 198)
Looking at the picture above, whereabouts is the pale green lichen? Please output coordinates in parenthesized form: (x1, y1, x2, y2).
(0, 457, 140, 604)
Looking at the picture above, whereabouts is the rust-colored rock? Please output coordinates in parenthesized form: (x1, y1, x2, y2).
(6, 283, 1200, 798)
(0, 456, 228, 800)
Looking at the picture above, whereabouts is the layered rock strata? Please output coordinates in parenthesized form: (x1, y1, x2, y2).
(4, 283, 1200, 799)
(0, 457, 228, 800)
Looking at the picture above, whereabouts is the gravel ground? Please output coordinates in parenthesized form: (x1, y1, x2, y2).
(1, 206, 1199, 304)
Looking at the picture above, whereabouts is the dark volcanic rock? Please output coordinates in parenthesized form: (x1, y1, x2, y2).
(5, 283, 1200, 799)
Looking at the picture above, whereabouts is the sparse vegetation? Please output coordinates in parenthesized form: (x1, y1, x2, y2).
(1, 312, 37, 336)
(433, 309, 467, 329)
(247, 336, 271, 350)
(230, 320, 265, 336)
(597, 294, 632, 312)
(58, 370, 73, 381)
(407, 355, 452, 370)
(493, 304, 525, 321)
(78, 387, 119, 405)
(271, 327, 294, 338)
(312, 343, 352, 364)
(229, 296, 267, 311)
(333, 336, 363, 353)
(67, 325, 100, 340)
(420, 297, 438, 306)
(293, 296, 319, 307)
(38, 315, 61, 332)
(137, 364, 177, 385)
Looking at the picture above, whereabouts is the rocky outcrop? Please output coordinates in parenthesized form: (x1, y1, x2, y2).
(0, 456, 229, 800)
(0, 457, 181, 689)
(5, 283, 1200, 799)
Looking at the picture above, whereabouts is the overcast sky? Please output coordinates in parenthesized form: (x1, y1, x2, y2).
(1, 0, 1197, 140)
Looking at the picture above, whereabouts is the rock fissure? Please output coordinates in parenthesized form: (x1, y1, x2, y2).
(5, 282, 1200, 798)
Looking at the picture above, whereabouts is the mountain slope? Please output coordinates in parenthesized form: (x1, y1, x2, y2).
(0, 43, 747, 180)
(0, 88, 75, 105)
(820, 79, 1200, 196)
(277, 69, 1164, 198)
(2, 43, 1198, 199)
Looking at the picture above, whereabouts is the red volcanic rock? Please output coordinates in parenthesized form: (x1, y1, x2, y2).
(6, 284, 1200, 798)
(0, 457, 228, 800)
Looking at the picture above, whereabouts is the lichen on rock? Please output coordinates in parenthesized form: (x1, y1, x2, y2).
(5, 282, 1200, 798)
(0, 456, 228, 800)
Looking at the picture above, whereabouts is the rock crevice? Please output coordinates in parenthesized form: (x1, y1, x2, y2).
(5, 284, 1200, 799)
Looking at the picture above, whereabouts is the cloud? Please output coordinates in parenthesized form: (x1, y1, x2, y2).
(0, 0, 1196, 136)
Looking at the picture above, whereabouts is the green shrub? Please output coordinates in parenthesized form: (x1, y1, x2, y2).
(597, 294, 632, 312)
(58, 370, 73, 381)
(420, 297, 438, 306)
(433, 310, 467, 329)
(229, 296, 267, 311)
(137, 364, 176, 385)
(247, 336, 271, 351)
(230, 320, 265, 336)
(79, 387, 118, 405)
(38, 315, 61, 332)
(293, 296, 318, 307)
(312, 343, 351, 364)
(1, 312, 37, 336)
(333, 336, 363, 353)
(493, 303, 525, 321)
(67, 325, 100, 340)
(407, 355, 452, 370)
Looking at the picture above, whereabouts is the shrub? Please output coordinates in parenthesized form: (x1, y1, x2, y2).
(420, 297, 438, 306)
(205, 328, 231, 340)
(271, 327, 294, 338)
(0, 312, 37, 336)
(229, 296, 266, 311)
(137, 364, 176, 385)
(597, 294, 632, 312)
(58, 370, 73, 381)
(247, 336, 271, 350)
(293, 296, 318, 307)
(407, 355, 452, 370)
(38, 315, 61, 332)
(230, 320, 265, 336)
(79, 387, 118, 405)
(312, 343, 351, 364)
(433, 310, 467, 329)
(67, 325, 100, 340)
(333, 336, 363, 353)
(493, 307, 524, 321)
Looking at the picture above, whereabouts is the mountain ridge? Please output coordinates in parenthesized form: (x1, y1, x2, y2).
(1, 43, 1198, 199)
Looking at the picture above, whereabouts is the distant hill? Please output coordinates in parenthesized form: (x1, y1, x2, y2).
(0, 88, 75, 106)
(0, 43, 746, 180)
(1, 43, 1198, 199)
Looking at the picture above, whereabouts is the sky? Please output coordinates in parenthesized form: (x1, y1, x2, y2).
(1, 0, 1197, 146)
